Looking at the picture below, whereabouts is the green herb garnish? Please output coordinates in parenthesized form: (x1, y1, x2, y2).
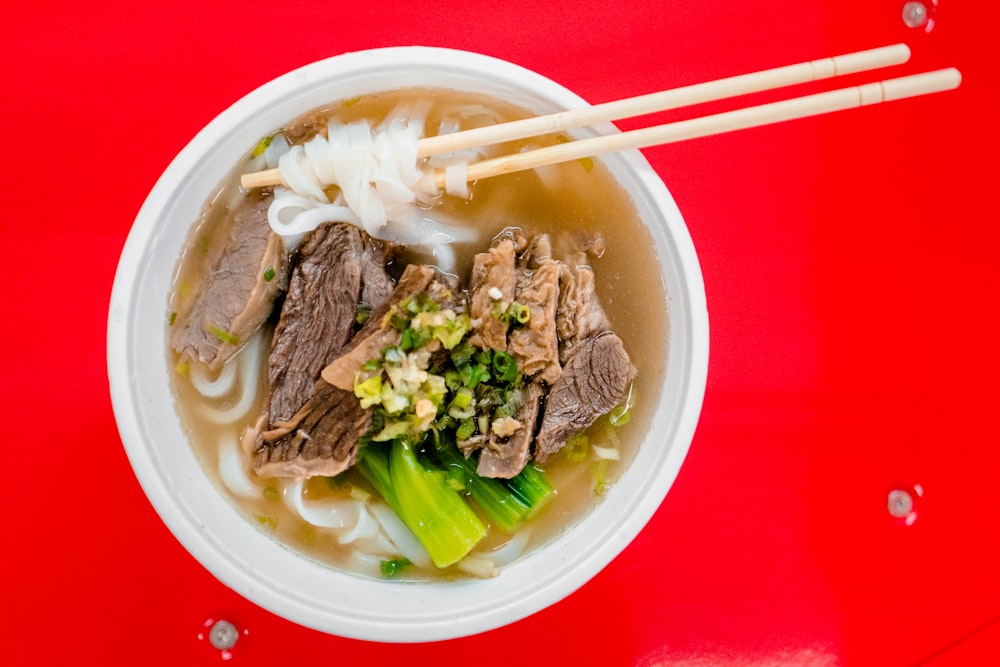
(380, 558, 412, 578)
(207, 324, 239, 346)
(263, 265, 276, 282)
(252, 134, 274, 157)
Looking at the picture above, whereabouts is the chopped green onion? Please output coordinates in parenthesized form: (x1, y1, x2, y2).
(263, 265, 276, 282)
(355, 302, 371, 325)
(251, 134, 274, 157)
(491, 351, 519, 383)
(207, 324, 239, 346)
(380, 558, 412, 578)
(168, 311, 177, 326)
(608, 403, 632, 427)
(452, 387, 474, 409)
(510, 302, 531, 325)
(592, 459, 611, 496)
(563, 433, 589, 462)
(455, 418, 476, 441)
(262, 486, 280, 502)
(255, 514, 278, 530)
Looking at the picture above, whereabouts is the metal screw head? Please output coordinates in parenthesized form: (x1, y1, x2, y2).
(887, 489, 915, 518)
(208, 619, 240, 651)
(903, 1, 929, 28)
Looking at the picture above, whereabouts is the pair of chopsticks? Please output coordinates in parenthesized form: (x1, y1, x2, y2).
(239, 44, 960, 191)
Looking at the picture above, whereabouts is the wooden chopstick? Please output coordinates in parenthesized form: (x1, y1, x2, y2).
(432, 68, 962, 190)
(416, 43, 911, 158)
(239, 44, 914, 190)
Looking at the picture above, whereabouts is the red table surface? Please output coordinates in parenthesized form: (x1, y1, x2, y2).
(3, 1, 997, 665)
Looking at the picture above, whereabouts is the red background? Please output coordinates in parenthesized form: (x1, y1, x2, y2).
(3, 2, 997, 665)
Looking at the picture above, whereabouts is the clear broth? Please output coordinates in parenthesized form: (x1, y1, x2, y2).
(168, 87, 668, 580)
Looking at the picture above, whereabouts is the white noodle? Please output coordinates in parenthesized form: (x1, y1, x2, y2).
(283, 479, 361, 530)
(269, 105, 481, 245)
(483, 529, 531, 567)
(362, 531, 403, 558)
(336, 506, 380, 545)
(278, 145, 327, 202)
(424, 243, 455, 273)
(197, 331, 264, 424)
(444, 162, 469, 198)
(346, 551, 385, 579)
(262, 133, 289, 169)
(188, 357, 238, 398)
(218, 435, 259, 499)
(367, 501, 433, 569)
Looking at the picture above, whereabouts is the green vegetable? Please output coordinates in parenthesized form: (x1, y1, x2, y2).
(358, 440, 486, 568)
(379, 558, 412, 578)
(432, 436, 554, 533)
(168, 311, 177, 326)
(263, 265, 276, 282)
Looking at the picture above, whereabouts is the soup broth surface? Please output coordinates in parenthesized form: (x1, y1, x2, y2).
(168, 87, 668, 580)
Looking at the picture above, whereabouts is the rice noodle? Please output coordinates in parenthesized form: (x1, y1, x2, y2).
(482, 528, 531, 567)
(444, 162, 469, 198)
(262, 132, 289, 169)
(269, 104, 480, 246)
(283, 479, 361, 529)
(367, 501, 433, 569)
(346, 550, 386, 579)
(336, 505, 380, 545)
(197, 331, 264, 424)
(188, 357, 238, 399)
(218, 435, 259, 499)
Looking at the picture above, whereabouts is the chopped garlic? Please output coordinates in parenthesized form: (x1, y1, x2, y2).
(491, 416, 522, 438)
(414, 399, 436, 420)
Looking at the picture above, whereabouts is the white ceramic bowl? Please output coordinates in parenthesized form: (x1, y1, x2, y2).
(107, 46, 708, 642)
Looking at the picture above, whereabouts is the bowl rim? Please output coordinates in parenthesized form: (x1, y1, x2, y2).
(107, 45, 709, 642)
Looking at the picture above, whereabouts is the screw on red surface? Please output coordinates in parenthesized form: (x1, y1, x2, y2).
(902, 1, 938, 32)
(198, 617, 249, 660)
(887, 484, 923, 526)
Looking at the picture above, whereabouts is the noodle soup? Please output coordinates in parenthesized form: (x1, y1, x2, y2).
(168, 87, 668, 581)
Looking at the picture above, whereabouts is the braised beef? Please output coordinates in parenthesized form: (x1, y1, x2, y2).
(534, 332, 634, 463)
(467, 237, 517, 352)
(267, 223, 368, 423)
(171, 190, 288, 370)
(555, 232, 612, 363)
(321, 263, 437, 391)
(477, 381, 545, 478)
(508, 235, 562, 385)
(255, 381, 370, 479)
(254, 223, 395, 479)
